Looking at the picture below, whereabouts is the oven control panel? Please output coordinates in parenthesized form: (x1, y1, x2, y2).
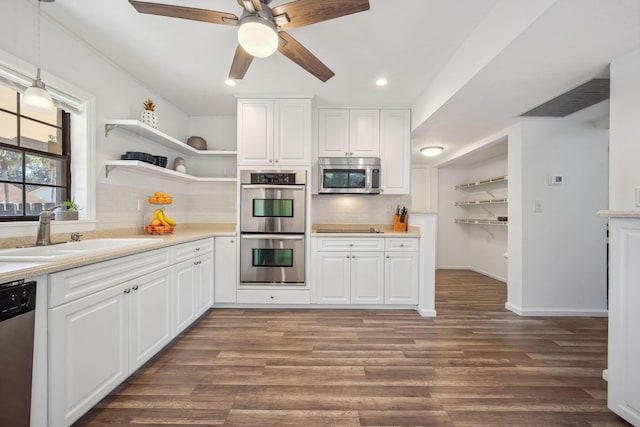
(250, 173, 297, 184)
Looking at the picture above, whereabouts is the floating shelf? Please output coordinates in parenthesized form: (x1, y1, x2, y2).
(104, 160, 236, 183)
(455, 198, 508, 206)
(455, 218, 508, 226)
(105, 119, 237, 157)
(455, 175, 508, 190)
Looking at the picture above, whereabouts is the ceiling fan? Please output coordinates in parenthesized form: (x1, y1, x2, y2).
(128, 0, 371, 82)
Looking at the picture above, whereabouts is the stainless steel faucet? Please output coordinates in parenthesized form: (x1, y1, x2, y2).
(35, 204, 63, 246)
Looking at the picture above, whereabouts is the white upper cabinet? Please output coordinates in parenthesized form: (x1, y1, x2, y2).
(350, 109, 380, 157)
(380, 109, 411, 195)
(237, 98, 311, 166)
(318, 109, 380, 157)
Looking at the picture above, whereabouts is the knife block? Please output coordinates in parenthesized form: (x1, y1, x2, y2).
(393, 214, 408, 232)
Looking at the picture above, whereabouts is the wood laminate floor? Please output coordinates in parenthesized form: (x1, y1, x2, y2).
(75, 269, 629, 426)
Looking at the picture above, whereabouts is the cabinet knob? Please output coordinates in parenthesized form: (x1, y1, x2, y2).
(349, 243, 353, 247)
(275, 160, 279, 163)
(195, 247, 200, 251)
(345, 152, 348, 156)
(230, 240, 234, 243)
(400, 244, 404, 247)
(269, 159, 273, 163)
(270, 295, 275, 299)
(132, 285, 139, 291)
(124, 288, 131, 294)
(346, 255, 350, 259)
(386, 255, 390, 259)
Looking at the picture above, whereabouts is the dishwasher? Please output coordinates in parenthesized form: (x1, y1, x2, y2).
(0, 279, 37, 427)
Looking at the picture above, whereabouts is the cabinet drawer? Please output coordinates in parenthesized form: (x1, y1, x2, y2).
(316, 238, 384, 251)
(237, 289, 310, 304)
(48, 248, 170, 308)
(384, 238, 419, 251)
(173, 238, 214, 262)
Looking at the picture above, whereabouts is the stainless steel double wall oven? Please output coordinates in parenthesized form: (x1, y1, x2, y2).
(240, 170, 306, 286)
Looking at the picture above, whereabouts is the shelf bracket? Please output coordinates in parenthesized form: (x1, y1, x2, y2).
(485, 190, 496, 200)
(104, 123, 120, 138)
(105, 164, 116, 178)
(479, 226, 494, 238)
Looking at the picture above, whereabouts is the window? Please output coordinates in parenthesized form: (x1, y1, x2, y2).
(0, 84, 71, 221)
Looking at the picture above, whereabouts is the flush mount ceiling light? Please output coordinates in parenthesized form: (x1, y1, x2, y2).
(224, 78, 237, 86)
(237, 14, 278, 58)
(23, 0, 55, 113)
(420, 146, 444, 157)
(375, 78, 388, 87)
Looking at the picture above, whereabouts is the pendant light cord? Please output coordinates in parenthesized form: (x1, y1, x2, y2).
(37, 0, 41, 71)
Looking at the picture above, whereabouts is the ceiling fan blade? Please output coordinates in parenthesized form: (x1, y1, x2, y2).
(236, 0, 263, 12)
(278, 32, 334, 82)
(272, 0, 369, 30)
(129, 1, 238, 26)
(229, 45, 254, 80)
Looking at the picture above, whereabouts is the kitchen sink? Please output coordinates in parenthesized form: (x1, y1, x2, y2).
(0, 238, 159, 262)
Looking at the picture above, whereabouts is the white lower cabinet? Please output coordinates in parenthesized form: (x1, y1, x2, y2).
(49, 267, 172, 427)
(214, 236, 237, 303)
(385, 252, 419, 304)
(48, 238, 214, 426)
(314, 237, 419, 306)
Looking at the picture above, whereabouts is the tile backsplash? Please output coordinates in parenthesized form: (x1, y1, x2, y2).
(311, 194, 411, 224)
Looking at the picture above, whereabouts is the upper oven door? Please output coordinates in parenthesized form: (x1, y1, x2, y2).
(240, 184, 306, 233)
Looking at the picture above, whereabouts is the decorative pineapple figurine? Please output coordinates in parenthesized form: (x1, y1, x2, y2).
(140, 98, 159, 129)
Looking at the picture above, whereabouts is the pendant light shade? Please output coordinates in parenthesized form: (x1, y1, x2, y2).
(238, 15, 278, 58)
(23, 0, 55, 113)
(23, 68, 55, 113)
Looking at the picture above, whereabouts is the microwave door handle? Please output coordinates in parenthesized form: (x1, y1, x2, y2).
(241, 234, 304, 240)
(241, 185, 304, 190)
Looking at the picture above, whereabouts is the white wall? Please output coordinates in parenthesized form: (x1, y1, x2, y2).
(410, 166, 438, 212)
(508, 120, 609, 315)
(609, 47, 640, 211)
(0, 0, 236, 234)
(437, 155, 508, 281)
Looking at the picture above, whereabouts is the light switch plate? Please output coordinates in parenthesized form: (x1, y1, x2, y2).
(534, 199, 543, 213)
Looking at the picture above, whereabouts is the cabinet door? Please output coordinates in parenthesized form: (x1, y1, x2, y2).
(350, 251, 384, 304)
(129, 268, 172, 371)
(316, 251, 351, 304)
(173, 260, 196, 334)
(237, 98, 274, 165)
(380, 109, 411, 194)
(214, 236, 237, 303)
(275, 98, 311, 165)
(49, 283, 128, 427)
(385, 252, 419, 304)
(195, 253, 214, 316)
(318, 109, 349, 157)
(349, 109, 380, 157)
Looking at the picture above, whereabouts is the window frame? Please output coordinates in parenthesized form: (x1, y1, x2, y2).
(0, 88, 71, 222)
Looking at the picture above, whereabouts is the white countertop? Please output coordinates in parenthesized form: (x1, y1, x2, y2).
(598, 210, 640, 218)
(0, 225, 235, 283)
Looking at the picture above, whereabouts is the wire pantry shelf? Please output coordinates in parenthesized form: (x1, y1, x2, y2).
(454, 198, 508, 206)
(455, 175, 508, 190)
(455, 218, 508, 226)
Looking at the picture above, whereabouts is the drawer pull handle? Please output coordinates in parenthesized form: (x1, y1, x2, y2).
(124, 288, 131, 294)
(132, 285, 139, 291)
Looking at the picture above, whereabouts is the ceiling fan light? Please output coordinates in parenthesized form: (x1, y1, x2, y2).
(238, 16, 278, 58)
(23, 68, 55, 113)
(420, 146, 444, 157)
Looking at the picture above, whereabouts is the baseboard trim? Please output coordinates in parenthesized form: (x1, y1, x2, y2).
(416, 306, 436, 317)
(469, 267, 506, 283)
(505, 302, 608, 317)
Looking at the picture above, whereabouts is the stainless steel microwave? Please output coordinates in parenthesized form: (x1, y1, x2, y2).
(318, 157, 381, 194)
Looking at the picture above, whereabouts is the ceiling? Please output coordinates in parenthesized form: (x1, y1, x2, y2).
(39, 0, 640, 165)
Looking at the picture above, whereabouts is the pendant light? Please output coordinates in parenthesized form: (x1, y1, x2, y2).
(23, 0, 55, 113)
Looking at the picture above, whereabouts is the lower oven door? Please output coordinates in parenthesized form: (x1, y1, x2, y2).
(240, 234, 305, 285)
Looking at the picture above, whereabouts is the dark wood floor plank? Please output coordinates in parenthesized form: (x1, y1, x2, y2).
(74, 269, 630, 427)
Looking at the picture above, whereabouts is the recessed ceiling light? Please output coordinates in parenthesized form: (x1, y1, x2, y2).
(420, 146, 444, 157)
(375, 78, 387, 87)
(225, 79, 236, 87)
